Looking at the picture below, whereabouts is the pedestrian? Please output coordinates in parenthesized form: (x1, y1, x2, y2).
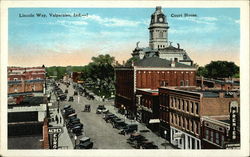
(57, 108, 59, 113)
(60, 117, 62, 124)
(55, 115, 59, 124)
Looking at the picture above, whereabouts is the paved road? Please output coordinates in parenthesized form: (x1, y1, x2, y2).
(58, 82, 174, 149)
(59, 83, 132, 149)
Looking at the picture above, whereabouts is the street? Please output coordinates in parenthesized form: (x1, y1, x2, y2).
(57, 82, 174, 149)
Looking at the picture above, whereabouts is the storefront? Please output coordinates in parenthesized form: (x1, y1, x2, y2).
(170, 126, 201, 149)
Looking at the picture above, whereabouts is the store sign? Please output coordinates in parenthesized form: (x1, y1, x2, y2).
(51, 133, 59, 149)
(48, 127, 63, 134)
(173, 133, 183, 139)
(229, 101, 238, 141)
(48, 127, 63, 149)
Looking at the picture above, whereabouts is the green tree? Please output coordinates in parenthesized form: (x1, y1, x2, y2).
(197, 66, 208, 77)
(204, 61, 239, 78)
(83, 54, 116, 98)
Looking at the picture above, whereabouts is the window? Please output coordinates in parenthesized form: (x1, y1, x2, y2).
(180, 80, 184, 86)
(221, 135, 224, 146)
(215, 133, 219, 144)
(210, 131, 214, 142)
(186, 119, 189, 130)
(174, 58, 178, 62)
(183, 117, 185, 128)
(196, 122, 199, 134)
(182, 100, 185, 111)
(159, 31, 163, 38)
(187, 101, 189, 112)
(186, 80, 189, 86)
(190, 102, 193, 113)
(205, 130, 209, 139)
(195, 103, 199, 115)
(179, 116, 181, 126)
(178, 99, 181, 109)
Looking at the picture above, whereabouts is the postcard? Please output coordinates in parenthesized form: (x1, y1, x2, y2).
(0, 0, 249, 157)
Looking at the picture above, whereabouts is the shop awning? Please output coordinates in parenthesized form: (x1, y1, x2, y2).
(149, 119, 160, 124)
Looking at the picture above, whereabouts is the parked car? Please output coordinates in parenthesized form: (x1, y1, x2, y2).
(119, 124, 138, 135)
(141, 141, 158, 149)
(67, 113, 77, 119)
(64, 109, 75, 117)
(58, 94, 67, 101)
(68, 96, 74, 102)
(83, 104, 91, 112)
(63, 105, 71, 111)
(103, 113, 116, 122)
(72, 126, 83, 135)
(113, 120, 128, 129)
(69, 122, 84, 130)
(76, 137, 93, 149)
(96, 105, 109, 114)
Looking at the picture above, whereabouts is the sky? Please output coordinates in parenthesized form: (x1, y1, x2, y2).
(8, 8, 240, 67)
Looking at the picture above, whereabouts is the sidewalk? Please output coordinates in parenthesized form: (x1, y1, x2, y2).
(49, 92, 74, 149)
(105, 105, 174, 149)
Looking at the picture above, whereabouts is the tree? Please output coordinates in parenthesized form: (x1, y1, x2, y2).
(83, 54, 116, 98)
(197, 66, 208, 77)
(125, 57, 139, 66)
(202, 61, 239, 78)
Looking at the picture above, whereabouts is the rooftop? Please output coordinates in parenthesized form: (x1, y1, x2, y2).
(134, 57, 194, 68)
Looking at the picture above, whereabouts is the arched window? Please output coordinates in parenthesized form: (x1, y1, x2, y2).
(180, 80, 184, 86)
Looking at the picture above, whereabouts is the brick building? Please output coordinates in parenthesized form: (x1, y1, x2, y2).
(8, 66, 46, 95)
(158, 87, 240, 149)
(115, 57, 196, 119)
(115, 6, 196, 122)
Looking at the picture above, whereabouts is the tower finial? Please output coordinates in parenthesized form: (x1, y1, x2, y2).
(136, 41, 140, 48)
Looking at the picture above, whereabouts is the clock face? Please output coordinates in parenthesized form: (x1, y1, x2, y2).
(159, 17, 163, 22)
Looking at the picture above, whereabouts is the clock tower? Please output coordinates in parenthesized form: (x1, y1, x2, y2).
(149, 6, 169, 50)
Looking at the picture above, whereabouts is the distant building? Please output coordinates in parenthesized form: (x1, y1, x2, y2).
(115, 6, 196, 121)
(8, 96, 48, 149)
(8, 66, 46, 96)
(132, 6, 193, 66)
(158, 87, 240, 149)
(115, 57, 196, 119)
(71, 72, 84, 83)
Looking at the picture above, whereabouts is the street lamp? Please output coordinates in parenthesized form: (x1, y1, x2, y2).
(57, 97, 60, 113)
(74, 135, 77, 149)
(164, 130, 167, 149)
(124, 107, 126, 121)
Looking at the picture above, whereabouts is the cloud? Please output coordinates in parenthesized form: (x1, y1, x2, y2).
(87, 14, 141, 27)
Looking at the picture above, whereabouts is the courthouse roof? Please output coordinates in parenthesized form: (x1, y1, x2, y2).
(134, 57, 194, 68)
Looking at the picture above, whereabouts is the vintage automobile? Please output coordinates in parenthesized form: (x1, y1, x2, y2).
(141, 141, 158, 149)
(76, 137, 93, 149)
(103, 113, 116, 122)
(68, 96, 74, 102)
(119, 124, 138, 135)
(66, 113, 77, 119)
(113, 120, 128, 129)
(64, 109, 75, 117)
(96, 105, 109, 114)
(127, 133, 148, 148)
(83, 104, 91, 112)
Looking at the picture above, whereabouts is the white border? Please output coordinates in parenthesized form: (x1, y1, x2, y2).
(1, 1, 249, 157)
